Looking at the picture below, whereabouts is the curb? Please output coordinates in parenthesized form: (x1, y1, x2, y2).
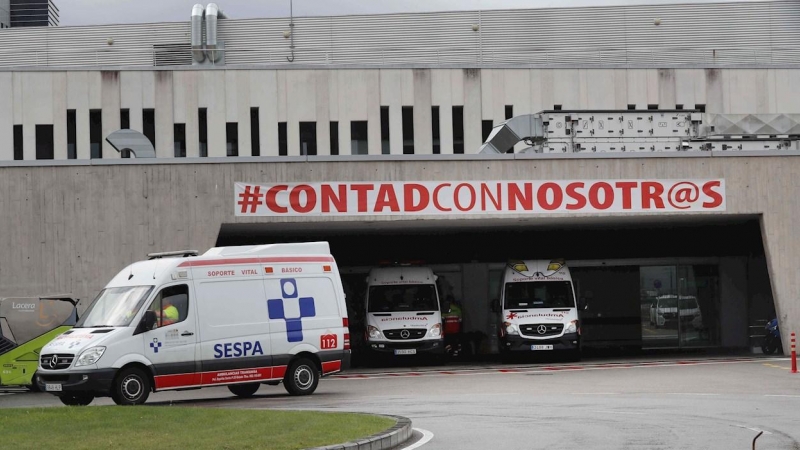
(306, 414, 413, 450)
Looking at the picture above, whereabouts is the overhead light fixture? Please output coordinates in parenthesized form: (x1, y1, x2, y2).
(472, 24, 479, 31)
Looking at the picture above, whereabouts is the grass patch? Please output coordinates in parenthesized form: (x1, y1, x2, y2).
(0, 406, 395, 450)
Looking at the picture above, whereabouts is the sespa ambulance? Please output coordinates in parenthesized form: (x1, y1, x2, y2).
(496, 259, 581, 359)
(36, 242, 350, 406)
(364, 265, 444, 357)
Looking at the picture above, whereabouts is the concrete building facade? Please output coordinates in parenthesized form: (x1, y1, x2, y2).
(1, 0, 800, 354)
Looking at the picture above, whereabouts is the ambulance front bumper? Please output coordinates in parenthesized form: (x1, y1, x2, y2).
(367, 338, 444, 354)
(501, 333, 580, 352)
(36, 369, 117, 395)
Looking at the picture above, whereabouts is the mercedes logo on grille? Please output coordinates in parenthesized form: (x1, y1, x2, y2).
(49, 355, 59, 369)
(400, 329, 410, 339)
(537, 325, 548, 335)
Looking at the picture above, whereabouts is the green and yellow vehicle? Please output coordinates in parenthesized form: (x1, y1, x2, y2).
(0, 295, 78, 391)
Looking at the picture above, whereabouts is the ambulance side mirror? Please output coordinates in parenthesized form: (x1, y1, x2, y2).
(134, 310, 158, 335)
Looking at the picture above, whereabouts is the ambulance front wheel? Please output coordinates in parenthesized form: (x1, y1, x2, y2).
(284, 357, 319, 396)
(112, 367, 151, 405)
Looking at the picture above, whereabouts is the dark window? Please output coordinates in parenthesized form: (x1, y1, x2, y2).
(647, 104, 658, 110)
(350, 121, 368, 155)
(402, 106, 414, 154)
(67, 110, 76, 159)
(676, 104, 684, 110)
(696, 104, 706, 113)
(35, 124, 54, 160)
(89, 109, 102, 159)
(13, 125, 23, 160)
(554, 104, 562, 110)
(627, 104, 636, 110)
(119, 109, 130, 158)
(503, 281, 576, 309)
(120, 109, 130, 129)
(143, 109, 155, 148)
(452, 106, 464, 154)
(432, 106, 440, 155)
(380, 106, 390, 155)
(174, 124, 186, 157)
(482, 120, 494, 142)
(505, 105, 513, 120)
(198, 108, 208, 157)
(278, 122, 287, 156)
(299, 122, 317, 156)
(226, 122, 238, 157)
(250, 107, 260, 156)
(330, 121, 339, 156)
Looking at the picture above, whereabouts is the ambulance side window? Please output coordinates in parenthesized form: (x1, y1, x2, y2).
(147, 284, 189, 329)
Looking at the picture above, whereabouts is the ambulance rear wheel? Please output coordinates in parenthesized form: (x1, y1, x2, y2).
(284, 358, 319, 396)
(112, 367, 151, 405)
(228, 383, 260, 398)
(59, 393, 95, 406)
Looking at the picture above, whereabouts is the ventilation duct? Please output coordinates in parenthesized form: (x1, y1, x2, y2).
(479, 114, 546, 153)
(191, 3, 227, 65)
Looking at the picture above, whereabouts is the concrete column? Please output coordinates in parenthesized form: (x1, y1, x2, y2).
(719, 257, 749, 348)
(413, 69, 433, 155)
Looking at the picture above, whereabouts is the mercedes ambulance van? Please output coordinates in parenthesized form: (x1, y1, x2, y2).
(364, 265, 444, 359)
(36, 242, 350, 406)
(496, 259, 581, 361)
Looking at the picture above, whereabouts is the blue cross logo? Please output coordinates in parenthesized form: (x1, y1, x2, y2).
(268, 278, 316, 342)
(149, 338, 162, 353)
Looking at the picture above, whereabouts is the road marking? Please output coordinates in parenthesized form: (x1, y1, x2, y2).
(762, 363, 789, 370)
(399, 428, 434, 449)
(733, 424, 772, 435)
(570, 392, 620, 395)
(764, 394, 800, 398)
(589, 410, 645, 415)
(660, 393, 720, 396)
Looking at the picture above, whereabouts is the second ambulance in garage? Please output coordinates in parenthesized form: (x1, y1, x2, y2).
(364, 264, 444, 360)
(36, 242, 350, 406)
(495, 259, 582, 361)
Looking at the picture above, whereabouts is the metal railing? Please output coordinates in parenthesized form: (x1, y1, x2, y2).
(1, 44, 800, 68)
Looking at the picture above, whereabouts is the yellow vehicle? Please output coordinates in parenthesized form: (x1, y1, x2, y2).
(0, 295, 78, 391)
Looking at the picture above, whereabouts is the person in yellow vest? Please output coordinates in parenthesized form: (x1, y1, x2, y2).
(157, 297, 180, 327)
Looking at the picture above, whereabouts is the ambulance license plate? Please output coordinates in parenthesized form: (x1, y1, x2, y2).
(395, 349, 416, 355)
(531, 345, 553, 350)
(45, 384, 62, 392)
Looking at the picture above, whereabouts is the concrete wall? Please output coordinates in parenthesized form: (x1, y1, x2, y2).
(1, 153, 799, 350)
(4, 67, 800, 160)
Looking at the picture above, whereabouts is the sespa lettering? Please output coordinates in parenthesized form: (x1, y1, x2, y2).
(213, 341, 264, 358)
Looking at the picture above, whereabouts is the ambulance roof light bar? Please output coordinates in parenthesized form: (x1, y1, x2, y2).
(147, 250, 200, 260)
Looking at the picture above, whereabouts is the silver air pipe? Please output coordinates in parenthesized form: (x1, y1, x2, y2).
(204, 3, 226, 63)
(191, 3, 205, 63)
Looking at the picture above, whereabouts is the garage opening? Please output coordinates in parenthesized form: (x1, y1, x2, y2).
(217, 215, 776, 361)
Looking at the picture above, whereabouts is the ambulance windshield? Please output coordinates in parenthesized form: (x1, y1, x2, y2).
(368, 284, 439, 312)
(504, 281, 575, 309)
(75, 286, 155, 328)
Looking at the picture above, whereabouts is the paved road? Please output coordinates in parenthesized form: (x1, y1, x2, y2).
(2, 355, 798, 449)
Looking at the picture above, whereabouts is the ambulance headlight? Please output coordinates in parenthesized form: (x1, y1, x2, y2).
(503, 322, 519, 335)
(429, 323, 441, 337)
(75, 347, 106, 367)
(565, 320, 579, 334)
(367, 326, 382, 339)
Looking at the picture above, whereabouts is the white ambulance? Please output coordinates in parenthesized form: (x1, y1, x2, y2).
(36, 242, 350, 406)
(495, 259, 582, 361)
(364, 265, 444, 359)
